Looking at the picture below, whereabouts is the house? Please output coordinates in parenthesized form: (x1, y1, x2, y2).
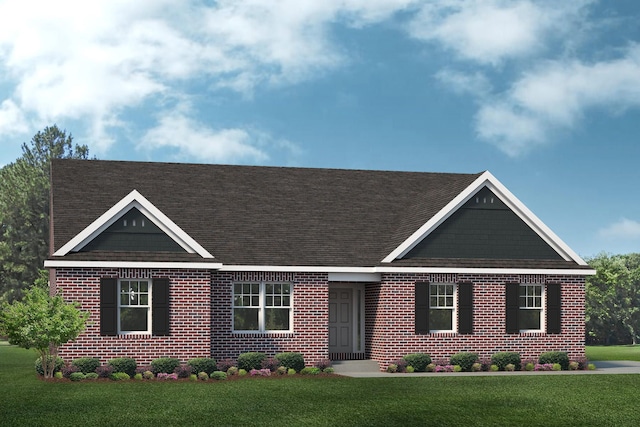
(45, 159, 595, 370)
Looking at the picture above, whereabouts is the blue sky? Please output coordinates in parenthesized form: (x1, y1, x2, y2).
(1, 0, 639, 259)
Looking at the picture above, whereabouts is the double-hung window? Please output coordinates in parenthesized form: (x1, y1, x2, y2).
(233, 282, 292, 332)
(429, 283, 456, 332)
(519, 284, 543, 331)
(118, 279, 151, 334)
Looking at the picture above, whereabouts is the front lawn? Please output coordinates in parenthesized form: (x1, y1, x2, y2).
(2, 342, 640, 426)
(586, 344, 640, 361)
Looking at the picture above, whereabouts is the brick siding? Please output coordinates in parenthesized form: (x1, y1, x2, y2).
(54, 268, 585, 372)
(366, 273, 585, 370)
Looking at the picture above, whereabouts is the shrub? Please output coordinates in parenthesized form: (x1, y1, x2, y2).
(535, 363, 554, 371)
(151, 357, 180, 374)
(111, 372, 130, 381)
(189, 374, 197, 381)
(35, 356, 64, 376)
(490, 365, 499, 372)
(188, 358, 217, 375)
(238, 352, 266, 371)
(54, 371, 63, 379)
(505, 364, 515, 372)
(569, 361, 579, 370)
(491, 352, 521, 371)
(552, 363, 562, 371)
(276, 366, 287, 375)
(85, 372, 99, 380)
(261, 357, 280, 372)
(426, 363, 436, 372)
(403, 353, 432, 372)
(300, 367, 321, 375)
(525, 362, 535, 371)
(453, 365, 463, 372)
(587, 363, 596, 370)
(538, 351, 570, 371)
(449, 352, 479, 372)
(313, 358, 331, 371)
(216, 358, 237, 372)
(323, 367, 335, 374)
(287, 368, 296, 375)
(69, 372, 85, 381)
(210, 371, 227, 380)
(405, 366, 415, 373)
(238, 369, 247, 376)
(198, 372, 209, 381)
(387, 364, 398, 373)
(62, 363, 78, 378)
(250, 368, 271, 377)
(96, 365, 114, 378)
(143, 370, 154, 380)
(156, 373, 178, 380)
(471, 363, 482, 372)
(134, 373, 143, 380)
(227, 366, 239, 376)
(275, 352, 306, 372)
(108, 358, 137, 377)
(174, 365, 192, 379)
(392, 359, 408, 373)
(72, 357, 101, 374)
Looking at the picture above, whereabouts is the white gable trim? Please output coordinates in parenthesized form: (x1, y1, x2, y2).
(53, 190, 214, 258)
(381, 171, 588, 266)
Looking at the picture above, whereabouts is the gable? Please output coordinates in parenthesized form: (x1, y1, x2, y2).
(52, 189, 214, 259)
(80, 207, 185, 253)
(405, 187, 564, 260)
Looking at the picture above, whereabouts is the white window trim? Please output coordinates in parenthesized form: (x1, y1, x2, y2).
(429, 283, 457, 333)
(519, 284, 546, 333)
(118, 279, 152, 335)
(232, 282, 293, 333)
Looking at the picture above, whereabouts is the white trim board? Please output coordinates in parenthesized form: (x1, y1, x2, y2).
(44, 260, 594, 275)
(381, 171, 588, 266)
(53, 190, 214, 259)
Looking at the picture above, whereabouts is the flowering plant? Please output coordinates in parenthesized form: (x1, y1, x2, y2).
(157, 372, 178, 380)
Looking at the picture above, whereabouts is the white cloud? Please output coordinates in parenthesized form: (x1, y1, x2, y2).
(0, 0, 418, 159)
(408, 0, 592, 65)
(140, 112, 273, 163)
(599, 218, 640, 240)
(475, 45, 640, 156)
(0, 99, 28, 136)
(435, 69, 492, 98)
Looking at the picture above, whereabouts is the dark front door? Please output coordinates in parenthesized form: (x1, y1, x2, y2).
(329, 288, 353, 353)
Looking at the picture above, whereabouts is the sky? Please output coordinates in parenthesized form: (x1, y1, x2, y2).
(0, 0, 639, 259)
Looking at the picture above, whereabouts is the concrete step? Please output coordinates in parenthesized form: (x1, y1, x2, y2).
(332, 359, 380, 374)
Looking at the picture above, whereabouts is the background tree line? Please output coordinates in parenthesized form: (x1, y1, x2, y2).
(0, 126, 639, 346)
(0, 125, 90, 303)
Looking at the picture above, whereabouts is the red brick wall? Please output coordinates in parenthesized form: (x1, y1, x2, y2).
(366, 273, 585, 370)
(210, 271, 329, 366)
(55, 268, 211, 365)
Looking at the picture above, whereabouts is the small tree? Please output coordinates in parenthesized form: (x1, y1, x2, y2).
(0, 287, 89, 377)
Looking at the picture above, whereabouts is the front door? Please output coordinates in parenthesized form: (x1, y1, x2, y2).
(329, 288, 352, 353)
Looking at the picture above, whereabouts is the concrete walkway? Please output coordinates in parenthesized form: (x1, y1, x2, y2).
(332, 359, 640, 378)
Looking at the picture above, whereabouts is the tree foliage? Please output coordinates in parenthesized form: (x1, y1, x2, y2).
(586, 253, 640, 345)
(0, 286, 89, 377)
(0, 125, 90, 303)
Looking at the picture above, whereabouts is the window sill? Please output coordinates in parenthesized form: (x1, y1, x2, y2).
(518, 331, 545, 336)
(427, 331, 458, 337)
(232, 331, 294, 338)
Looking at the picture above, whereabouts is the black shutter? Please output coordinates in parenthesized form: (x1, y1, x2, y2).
(505, 283, 519, 334)
(415, 282, 430, 334)
(152, 278, 170, 336)
(458, 282, 473, 334)
(546, 283, 561, 334)
(100, 278, 118, 336)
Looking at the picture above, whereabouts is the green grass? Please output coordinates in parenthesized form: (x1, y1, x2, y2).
(586, 344, 640, 361)
(2, 342, 640, 426)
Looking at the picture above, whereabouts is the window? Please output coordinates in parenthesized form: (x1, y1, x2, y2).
(100, 277, 170, 336)
(233, 282, 292, 332)
(429, 283, 456, 332)
(519, 284, 544, 331)
(119, 280, 151, 333)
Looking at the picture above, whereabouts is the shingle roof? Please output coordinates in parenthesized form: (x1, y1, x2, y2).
(48, 159, 587, 270)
